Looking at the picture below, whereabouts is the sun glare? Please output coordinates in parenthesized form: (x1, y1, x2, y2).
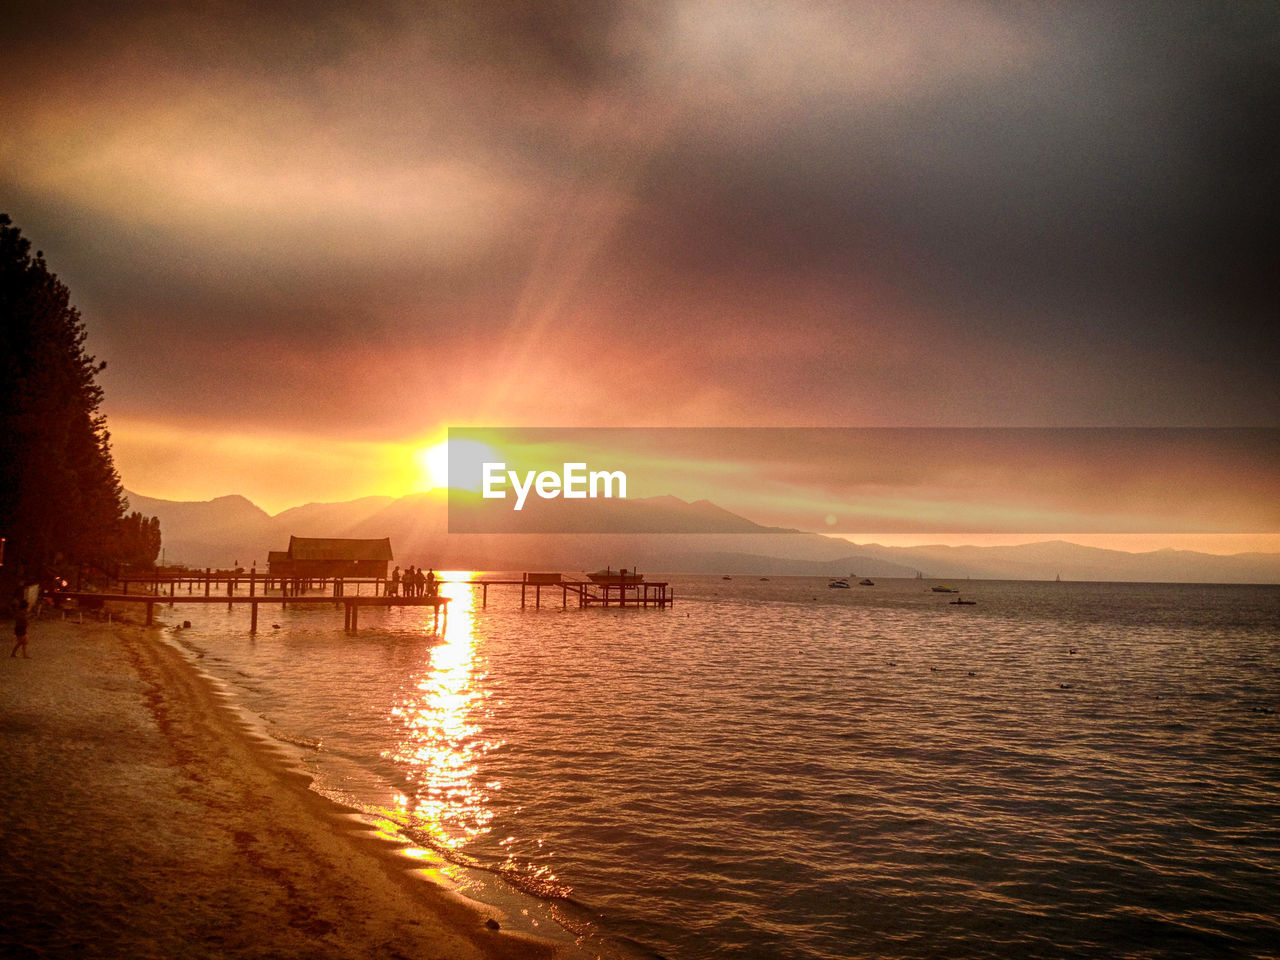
(413, 437, 502, 492)
(416, 442, 452, 490)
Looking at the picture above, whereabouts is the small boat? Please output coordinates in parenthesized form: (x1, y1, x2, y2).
(931, 585, 959, 593)
(828, 578, 850, 589)
(950, 597, 977, 605)
(587, 567, 645, 584)
(759, 577, 770, 581)
(722, 575, 732, 580)
(859, 578, 875, 586)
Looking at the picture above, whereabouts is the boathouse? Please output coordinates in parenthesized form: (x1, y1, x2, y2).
(268, 536, 393, 579)
(266, 550, 293, 578)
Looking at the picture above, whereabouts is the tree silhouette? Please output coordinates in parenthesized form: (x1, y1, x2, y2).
(1, 213, 137, 588)
(116, 511, 163, 570)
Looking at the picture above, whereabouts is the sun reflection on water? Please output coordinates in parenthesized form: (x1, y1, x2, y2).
(385, 572, 499, 850)
(382, 573, 569, 898)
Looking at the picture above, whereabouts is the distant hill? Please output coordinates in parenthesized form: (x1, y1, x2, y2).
(125, 491, 274, 567)
(838, 539, 1280, 584)
(650, 551, 922, 578)
(271, 497, 397, 536)
(445, 489, 788, 534)
(124, 490, 1280, 583)
(126, 491, 271, 536)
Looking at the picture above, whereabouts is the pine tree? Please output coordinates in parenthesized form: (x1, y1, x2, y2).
(116, 511, 163, 570)
(1, 213, 130, 586)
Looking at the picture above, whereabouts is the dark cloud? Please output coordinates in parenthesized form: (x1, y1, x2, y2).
(4, 0, 1278, 441)
(627, 4, 1277, 324)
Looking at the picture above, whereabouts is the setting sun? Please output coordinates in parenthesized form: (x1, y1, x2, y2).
(414, 437, 502, 492)
(416, 441, 451, 490)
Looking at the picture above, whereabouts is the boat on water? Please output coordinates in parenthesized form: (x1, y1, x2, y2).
(828, 578, 850, 589)
(587, 567, 645, 584)
(931, 585, 959, 593)
(858, 578, 875, 586)
(950, 597, 977, 605)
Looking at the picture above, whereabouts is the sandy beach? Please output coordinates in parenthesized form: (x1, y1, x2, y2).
(0, 610, 565, 960)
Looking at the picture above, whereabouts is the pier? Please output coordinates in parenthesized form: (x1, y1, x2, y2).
(56, 590, 449, 633)
(57, 568, 671, 633)
(499, 572, 674, 610)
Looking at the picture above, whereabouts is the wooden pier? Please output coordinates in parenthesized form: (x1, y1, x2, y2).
(117, 568, 392, 599)
(500, 572, 674, 610)
(57, 569, 671, 633)
(57, 590, 448, 633)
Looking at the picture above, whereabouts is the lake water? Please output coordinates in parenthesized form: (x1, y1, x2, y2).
(166, 576, 1280, 959)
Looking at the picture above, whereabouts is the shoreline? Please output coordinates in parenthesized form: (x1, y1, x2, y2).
(0, 612, 566, 959)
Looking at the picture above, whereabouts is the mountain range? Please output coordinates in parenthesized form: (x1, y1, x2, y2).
(125, 489, 1280, 584)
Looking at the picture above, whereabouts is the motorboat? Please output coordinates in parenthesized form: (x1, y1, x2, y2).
(828, 578, 850, 589)
(931, 585, 959, 593)
(859, 578, 875, 586)
(587, 567, 645, 584)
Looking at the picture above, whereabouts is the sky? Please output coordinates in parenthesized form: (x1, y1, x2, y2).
(3, 1, 1277, 547)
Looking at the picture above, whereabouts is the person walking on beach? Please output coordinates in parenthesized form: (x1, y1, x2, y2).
(10, 599, 30, 658)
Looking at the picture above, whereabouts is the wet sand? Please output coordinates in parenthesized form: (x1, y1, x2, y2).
(0, 613, 564, 959)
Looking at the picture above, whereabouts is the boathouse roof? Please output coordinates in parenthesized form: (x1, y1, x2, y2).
(286, 536, 393, 562)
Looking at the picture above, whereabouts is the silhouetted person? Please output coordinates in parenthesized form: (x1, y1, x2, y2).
(403, 565, 415, 598)
(414, 567, 426, 597)
(426, 568, 436, 597)
(390, 565, 401, 597)
(11, 599, 30, 658)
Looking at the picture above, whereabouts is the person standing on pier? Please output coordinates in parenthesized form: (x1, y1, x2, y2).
(389, 565, 401, 597)
(404, 565, 415, 598)
(425, 568, 436, 597)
